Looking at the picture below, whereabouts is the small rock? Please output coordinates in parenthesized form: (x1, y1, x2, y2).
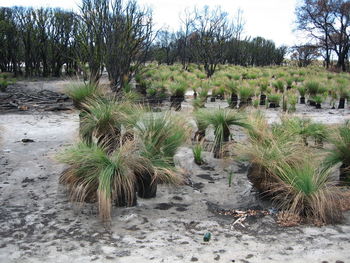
(191, 257, 198, 262)
(22, 177, 34, 183)
(22, 138, 35, 143)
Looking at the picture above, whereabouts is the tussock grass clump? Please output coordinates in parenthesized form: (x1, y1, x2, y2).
(58, 141, 146, 221)
(324, 121, 350, 183)
(271, 160, 343, 224)
(273, 117, 329, 147)
(66, 83, 99, 109)
(80, 98, 143, 151)
(135, 112, 188, 186)
(195, 109, 250, 158)
(193, 143, 204, 165)
(240, 112, 343, 224)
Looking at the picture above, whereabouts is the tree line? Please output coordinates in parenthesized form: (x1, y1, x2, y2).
(149, 7, 286, 78)
(0, 1, 287, 90)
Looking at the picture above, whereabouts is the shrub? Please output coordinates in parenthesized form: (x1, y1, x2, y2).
(0, 79, 9, 92)
(274, 117, 329, 147)
(267, 93, 282, 107)
(259, 79, 269, 94)
(169, 81, 187, 97)
(287, 92, 298, 112)
(298, 86, 306, 97)
(80, 98, 141, 151)
(192, 98, 206, 110)
(273, 80, 284, 93)
(272, 160, 343, 224)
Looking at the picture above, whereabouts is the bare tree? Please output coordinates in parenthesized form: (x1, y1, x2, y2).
(296, 0, 350, 70)
(79, 0, 109, 84)
(177, 8, 195, 70)
(105, 0, 153, 92)
(191, 6, 232, 77)
(232, 8, 245, 40)
(291, 44, 320, 67)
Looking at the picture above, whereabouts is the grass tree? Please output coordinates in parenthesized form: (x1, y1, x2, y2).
(304, 81, 320, 105)
(79, 98, 141, 152)
(272, 159, 343, 224)
(196, 109, 250, 158)
(58, 141, 147, 221)
(238, 86, 255, 108)
(194, 108, 210, 141)
(192, 143, 204, 165)
(240, 112, 343, 224)
(65, 83, 100, 109)
(134, 112, 188, 198)
(324, 121, 350, 183)
(226, 81, 239, 108)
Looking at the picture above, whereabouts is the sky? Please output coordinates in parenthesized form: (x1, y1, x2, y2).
(0, 0, 303, 47)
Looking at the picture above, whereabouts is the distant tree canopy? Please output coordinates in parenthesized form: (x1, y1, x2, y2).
(0, 1, 287, 90)
(0, 0, 153, 91)
(149, 7, 287, 77)
(0, 7, 78, 77)
(296, 0, 350, 71)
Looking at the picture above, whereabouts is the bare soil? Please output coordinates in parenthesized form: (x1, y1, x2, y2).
(1, 80, 350, 263)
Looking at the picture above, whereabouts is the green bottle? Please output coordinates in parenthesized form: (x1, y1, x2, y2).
(203, 232, 211, 242)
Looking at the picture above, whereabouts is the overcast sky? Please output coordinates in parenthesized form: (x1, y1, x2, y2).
(0, 0, 302, 46)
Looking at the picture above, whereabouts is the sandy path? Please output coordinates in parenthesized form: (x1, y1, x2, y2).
(0, 110, 350, 263)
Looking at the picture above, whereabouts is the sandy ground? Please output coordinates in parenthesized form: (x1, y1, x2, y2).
(1, 80, 350, 263)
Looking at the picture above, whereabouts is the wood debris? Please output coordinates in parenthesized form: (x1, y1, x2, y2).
(0, 86, 73, 113)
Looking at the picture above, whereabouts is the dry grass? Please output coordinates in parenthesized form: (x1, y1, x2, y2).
(276, 212, 302, 227)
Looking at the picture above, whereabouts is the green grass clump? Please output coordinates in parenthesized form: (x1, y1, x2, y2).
(324, 121, 350, 182)
(58, 141, 145, 221)
(305, 81, 320, 96)
(66, 83, 99, 109)
(240, 112, 343, 224)
(267, 93, 282, 104)
(192, 143, 204, 165)
(196, 109, 250, 158)
(135, 112, 188, 184)
(238, 86, 255, 101)
(169, 81, 187, 97)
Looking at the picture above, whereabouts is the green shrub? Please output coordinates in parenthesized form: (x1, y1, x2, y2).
(273, 80, 284, 92)
(241, 113, 342, 224)
(324, 121, 350, 182)
(298, 86, 306, 97)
